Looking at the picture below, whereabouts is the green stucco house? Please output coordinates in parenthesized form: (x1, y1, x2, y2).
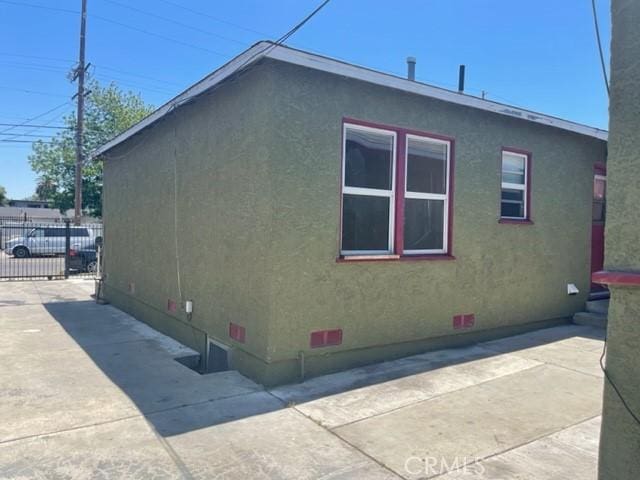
(94, 42, 608, 386)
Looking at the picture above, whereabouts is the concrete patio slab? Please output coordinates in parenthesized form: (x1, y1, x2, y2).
(0, 347, 139, 442)
(159, 406, 399, 479)
(0, 280, 605, 479)
(274, 349, 542, 429)
(0, 280, 41, 306)
(0, 416, 185, 479)
(481, 329, 605, 378)
(333, 364, 603, 479)
(438, 416, 601, 479)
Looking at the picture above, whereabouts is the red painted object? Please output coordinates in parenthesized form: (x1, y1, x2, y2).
(593, 270, 640, 287)
(591, 163, 607, 291)
(229, 323, 246, 343)
(310, 329, 343, 348)
(453, 314, 475, 330)
(167, 299, 177, 313)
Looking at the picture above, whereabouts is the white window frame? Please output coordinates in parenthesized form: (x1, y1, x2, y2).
(341, 123, 396, 255)
(501, 151, 528, 220)
(403, 134, 450, 255)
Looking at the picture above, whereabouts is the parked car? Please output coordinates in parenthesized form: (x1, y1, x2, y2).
(68, 246, 98, 273)
(4, 226, 97, 258)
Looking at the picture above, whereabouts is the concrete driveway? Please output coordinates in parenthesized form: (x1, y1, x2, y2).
(0, 280, 605, 479)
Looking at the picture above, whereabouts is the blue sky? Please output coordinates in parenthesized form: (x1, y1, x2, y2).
(0, 0, 610, 199)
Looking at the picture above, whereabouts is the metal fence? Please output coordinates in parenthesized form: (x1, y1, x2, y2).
(0, 217, 102, 280)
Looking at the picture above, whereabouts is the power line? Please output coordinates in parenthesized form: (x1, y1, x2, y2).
(101, 0, 248, 47)
(92, 64, 182, 87)
(0, 139, 55, 144)
(0, 51, 73, 63)
(234, 0, 332, 72)
(92, 14, 232, 57)
(155, 0, 271, 38)
(0, 0, 77, 14)
(0, 101, 71, 135)
(0, 123, 69, 129)
(591, 0, 610, 96)
(0, 86, 71, 98)
(0, 0, 232, 57)
(0, 52, 182, 88)
(0, 132, 56, 138)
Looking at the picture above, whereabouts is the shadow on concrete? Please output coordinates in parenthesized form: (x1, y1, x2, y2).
(43, 300, 604, 437)
(43, 300, 282, 437)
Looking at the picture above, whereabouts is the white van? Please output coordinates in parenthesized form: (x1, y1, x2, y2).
(5, 226, 96, 258)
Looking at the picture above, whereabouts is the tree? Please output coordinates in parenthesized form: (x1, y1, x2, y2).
(29, 80, 154, 217)
(0, 185, 7, 206)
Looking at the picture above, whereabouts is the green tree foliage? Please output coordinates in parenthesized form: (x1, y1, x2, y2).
(29, 80, 154, 217)
(0, 185, 7, 206)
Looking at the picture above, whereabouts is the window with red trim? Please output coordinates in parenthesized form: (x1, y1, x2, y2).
(500, 150, 531, 220)
(341, 121, 452, 257)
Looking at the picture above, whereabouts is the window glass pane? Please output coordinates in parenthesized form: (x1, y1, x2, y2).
(502, 153, 526, 185)
(406, 139, 447, 194)
(404, 198, 444, 251)
(592, 202, 605, 222)
(44, 228, 65, 237)
(71, 228, 89, 237)
(345, 128, 393, 190)
(501, 188, 525, 218)
(593, 178, 606, 200)
(342, 194, 390, 251)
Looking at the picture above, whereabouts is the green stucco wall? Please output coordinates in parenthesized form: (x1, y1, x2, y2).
(598, 0, 640, 477)
(103, 63, 278, 379)
(102, 58, 606, 386)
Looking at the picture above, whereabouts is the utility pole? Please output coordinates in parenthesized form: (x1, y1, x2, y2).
(74, 0, 88, 225)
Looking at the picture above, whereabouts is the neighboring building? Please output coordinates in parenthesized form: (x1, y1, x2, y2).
(7, 199, 52, 209)
(595, 0, 640, 477)
(0, 206, 63, 222)
(95, 42, 608, 386)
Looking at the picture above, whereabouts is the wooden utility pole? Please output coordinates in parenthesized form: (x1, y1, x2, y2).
(74, 0, 87, 225)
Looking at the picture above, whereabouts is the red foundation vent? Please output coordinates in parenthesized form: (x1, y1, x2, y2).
(229, 323, 246, 343)
(453, 314, 475, 329)
(167, 299, 177, 313)
(310, 329, 343, 348)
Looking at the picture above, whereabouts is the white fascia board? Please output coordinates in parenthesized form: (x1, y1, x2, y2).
(265, 46, 608, 141)
(92, 42, 607, 158)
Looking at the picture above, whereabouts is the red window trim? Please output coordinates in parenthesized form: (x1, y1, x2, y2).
(339, 117, 455, 261)
(500, 146, 533, 224)
(594, 162, 607, 176)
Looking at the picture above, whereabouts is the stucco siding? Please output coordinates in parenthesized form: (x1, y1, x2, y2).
(598, 0, 640, 477)
(103, 64, 276, 363)
(263, 60, 606, 370)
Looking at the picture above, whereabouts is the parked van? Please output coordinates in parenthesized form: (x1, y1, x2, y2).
(4, 226, 97, 258)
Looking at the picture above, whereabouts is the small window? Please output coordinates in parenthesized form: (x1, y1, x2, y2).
(593, 174, 606, 222)
(341, 125, 396, 254)
(501, 150, 529, 220)
(30, 228, 44, 238)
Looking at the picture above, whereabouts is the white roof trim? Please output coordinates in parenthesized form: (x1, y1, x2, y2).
(92, 41, 607, 158)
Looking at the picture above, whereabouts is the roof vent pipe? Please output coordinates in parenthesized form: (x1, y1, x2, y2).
(407, 57, 416, 81)
(458, 64, 466, 93)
